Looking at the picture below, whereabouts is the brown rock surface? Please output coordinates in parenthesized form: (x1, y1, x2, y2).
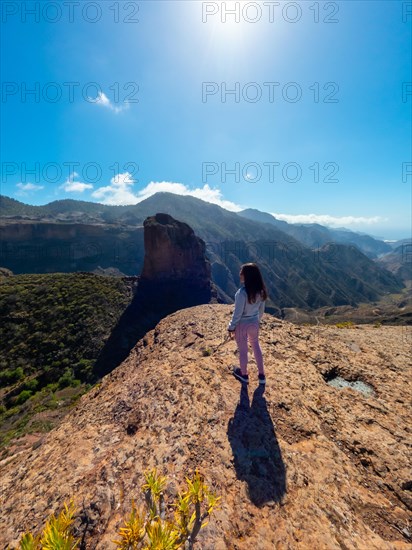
(141, 212, 211, 284)
(0, 306, 411, 549)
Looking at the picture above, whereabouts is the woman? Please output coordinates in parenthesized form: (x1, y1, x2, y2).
(228, 263, 267, 385)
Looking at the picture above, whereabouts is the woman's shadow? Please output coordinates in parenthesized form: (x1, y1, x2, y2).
(227, 384, 286, 506)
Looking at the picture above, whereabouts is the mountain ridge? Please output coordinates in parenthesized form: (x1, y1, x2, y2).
(238, 208, 394, 259)
(0, 193, 404, 310)
(1, 193, 407, 251)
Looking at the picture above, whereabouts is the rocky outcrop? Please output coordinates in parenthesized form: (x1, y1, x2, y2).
(93, 213, 217, 377)
(141, 213, 211, 285)
(0, 306, 411, 549)
(0, 267, 13, 277)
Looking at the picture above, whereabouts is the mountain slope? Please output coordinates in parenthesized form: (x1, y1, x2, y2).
(0, 305, 410, 548)
(239, 208, 392, 258)
(377, 244, 412, 283)
(0, 196, 42, 217)
(0, 272, 139, 449)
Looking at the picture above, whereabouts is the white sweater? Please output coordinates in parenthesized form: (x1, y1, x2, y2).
(228, 285, 265, 331)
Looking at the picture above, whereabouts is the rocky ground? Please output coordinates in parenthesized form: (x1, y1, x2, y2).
(0, 304, 411, 549)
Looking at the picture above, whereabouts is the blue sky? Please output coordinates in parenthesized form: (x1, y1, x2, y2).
(1, 0, 411, 240)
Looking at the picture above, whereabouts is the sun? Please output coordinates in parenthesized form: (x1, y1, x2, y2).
(178, 1, 269, 74)
(207, 5, 255, 47)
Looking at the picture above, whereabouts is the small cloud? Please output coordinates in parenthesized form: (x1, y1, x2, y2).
(15, 182, 44, 197)
(92, 91, 130, 114)
(16, 182, 44, 191)
(59, 172, 94, 193)
(91, 172, 137, 205)
(270, 212, 388, 227)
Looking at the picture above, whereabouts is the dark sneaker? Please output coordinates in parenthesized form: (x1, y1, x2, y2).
(233, 367, 249, 384)
(258, 374, 266, 385)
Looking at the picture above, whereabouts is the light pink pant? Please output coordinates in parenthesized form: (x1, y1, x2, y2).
(235, 322, 264, 376)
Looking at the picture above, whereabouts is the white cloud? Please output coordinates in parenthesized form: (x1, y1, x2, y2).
(137, 181, 243, 211)
(93, 91, 130, 114)
(91, 176, 244, 210)
(15, 182, 44, 197)
(270, 212, 388, 227)
(91, 172, 137, 205)
(59, 172, 94, 193)
(16, 182, 44, 191)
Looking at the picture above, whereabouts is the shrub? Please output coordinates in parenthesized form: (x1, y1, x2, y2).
(24, 379, 39, 392)
(74, 359, 93, 379)
(0, 367, 24, 386)
(14, 470, 220, 550)
(335, 321, 355, 329)
(16, 499, 78, 549)
(15, 390, 32, 405)
(114, 468, 220, 549)
(58, 369, 75, 389)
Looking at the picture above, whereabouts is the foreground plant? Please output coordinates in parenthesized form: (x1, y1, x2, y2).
(15, 499, 79, 549)
(113, 468, 221, 549)
(113, 500, 147, 549)
(11, 469, 220, 550)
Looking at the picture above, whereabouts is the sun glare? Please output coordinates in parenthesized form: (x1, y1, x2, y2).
(178, 1, 273, 74)
(206, 3, 260, 50)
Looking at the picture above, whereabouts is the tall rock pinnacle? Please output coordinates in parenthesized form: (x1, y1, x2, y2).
(141, 212, 211, 285)
(93, 213, 216, 376)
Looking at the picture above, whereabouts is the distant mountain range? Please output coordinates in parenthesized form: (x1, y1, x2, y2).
(1, 194, 407, 257)
(0, 193, 407, 310)
(238, 208, 394, 258)
(376, 243, 412, 283)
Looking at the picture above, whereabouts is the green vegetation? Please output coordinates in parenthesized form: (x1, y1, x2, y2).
(0, 385, 91, 451)
(335, 321, 356, 329)
(12, 469, 220, 550)
(0, 196, 42, 217)
(12, 499, 78, 550)
(0, 272, 133, 450)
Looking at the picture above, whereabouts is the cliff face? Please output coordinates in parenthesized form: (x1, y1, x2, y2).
(93, 213, 217, 377)
(1, 305, 410, 549)
(141, 213, 211, 285)
(0, 221, 144, 275)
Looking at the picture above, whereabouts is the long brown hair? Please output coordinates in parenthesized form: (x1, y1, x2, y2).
(240, 263, 268, 304)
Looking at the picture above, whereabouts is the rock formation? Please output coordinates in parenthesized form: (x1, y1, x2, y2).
(0, 306, 411, 549)
(93, 213, 217, 377)
(141, 213, 211, 285)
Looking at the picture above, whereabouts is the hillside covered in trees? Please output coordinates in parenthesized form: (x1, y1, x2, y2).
(0, 271, 136, 453)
